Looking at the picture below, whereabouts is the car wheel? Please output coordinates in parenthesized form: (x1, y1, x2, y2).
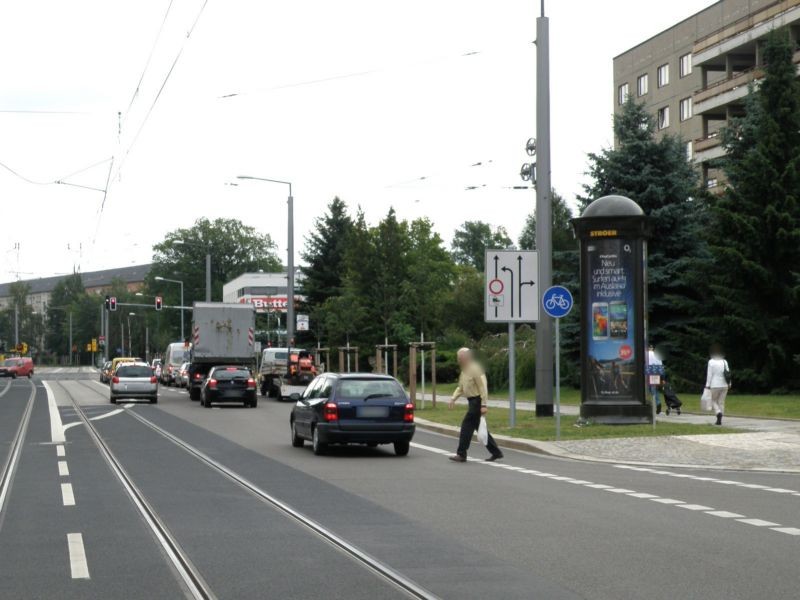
(189, 388, 200, 401)
(150, 396, 158, 404)
(260, 385, 267, 397)
(291, 421, 304, 447)
(394, 441, 410, 456)
(270, 385, 280, 399)
(110, 396, 117, 404)
(250, 397, 257, 408)
(27, 372, 32, 379)
(203, 395, 211, 408)
(11, 373, 16, 379)
(312, 426, 326, 456)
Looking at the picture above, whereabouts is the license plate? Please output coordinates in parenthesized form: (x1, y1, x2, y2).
(358, 406, 389, 418)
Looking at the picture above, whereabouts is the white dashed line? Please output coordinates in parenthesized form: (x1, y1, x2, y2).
(615, 465, 798, 496)
(677, 504, 714, 511)
(410, 442, 800, 537)
(737, 518, 781, 527)
(707, 511, 745, 518)
(56, 445, 65, 457)
(58, 461, 69, 477)
(61, 483, 75, 506)
(67, 533, 90, 579)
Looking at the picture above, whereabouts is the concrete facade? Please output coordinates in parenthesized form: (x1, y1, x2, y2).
(614, 0, 800, 191)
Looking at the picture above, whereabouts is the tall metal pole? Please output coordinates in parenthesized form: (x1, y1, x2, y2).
(179, 280, 185, 341)
(555, 319, 561, 440)
(14, 305, 19, 346)
(535, 3, 554, 417)
(145, 325, 150, 364)
(509, 323, 517, 427)
(287, 192, 295, 348)
(68, 311, 73, 366)
(205, 254, 211, 302)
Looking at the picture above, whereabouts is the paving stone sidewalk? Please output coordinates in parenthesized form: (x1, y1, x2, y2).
(420, 393, 800, 472)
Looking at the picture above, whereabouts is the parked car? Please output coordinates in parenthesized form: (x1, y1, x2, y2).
(0, 357, 34, 379)
(290, 373, 414, 456)
(110, 363, 158, 404)
(201, 365, 257, 408)
(177, 362, 191, 388)
(100, 361, 113, 383)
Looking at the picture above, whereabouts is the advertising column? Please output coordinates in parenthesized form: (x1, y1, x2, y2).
(572, 195, 650, 424)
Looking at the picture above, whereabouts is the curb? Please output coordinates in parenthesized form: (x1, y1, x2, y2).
(415, 418, 800, 474)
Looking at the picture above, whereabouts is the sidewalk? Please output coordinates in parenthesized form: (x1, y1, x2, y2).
(415, 393, 800, 473)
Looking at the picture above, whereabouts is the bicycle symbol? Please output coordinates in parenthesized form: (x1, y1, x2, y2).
(545, 294, 570, 311)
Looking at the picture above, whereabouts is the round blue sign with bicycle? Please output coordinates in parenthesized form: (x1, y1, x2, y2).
(542, 286, 573, 319)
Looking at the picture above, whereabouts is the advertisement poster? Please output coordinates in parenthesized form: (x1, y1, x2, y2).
(585, 238, 636, 402)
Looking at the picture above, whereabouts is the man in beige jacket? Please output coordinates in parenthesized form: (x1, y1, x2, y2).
(448, 348, 503, 462)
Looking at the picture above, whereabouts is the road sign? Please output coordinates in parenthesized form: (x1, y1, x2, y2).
(98, 335, 105, 342)
(541, 285, 573, 319)
(484, 250, 539, 323)
(91, 338, 98, 352)
(254, 341, 262, 354)
(296, 314, 309, 332)
(15, 342, 28, 355)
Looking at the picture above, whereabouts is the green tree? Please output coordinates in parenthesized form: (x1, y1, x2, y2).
(300, 197, 353, 308)
(46, 273, 85, 356)
(400, 217, 457, 337)
(708, 29, 800, 390)
(581, 97, 708, 385)
(518, 190, 575, 252)
(147, 218, 281, 342)
(451, 221, 512, 271)
(441, 265, 493, 341)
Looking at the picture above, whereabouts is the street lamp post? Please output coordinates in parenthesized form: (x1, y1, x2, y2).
(237, 175, 295, 348)
(172, 240, 211, 302)
(128, 313, 135, 357)
(155, 276, 185, 341)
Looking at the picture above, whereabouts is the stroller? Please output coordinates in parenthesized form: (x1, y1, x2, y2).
(662, 382, 682, 415)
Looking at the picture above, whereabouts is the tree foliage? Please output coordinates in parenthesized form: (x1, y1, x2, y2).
(451, 221, 512, 271)
(709, 29, 800, 390)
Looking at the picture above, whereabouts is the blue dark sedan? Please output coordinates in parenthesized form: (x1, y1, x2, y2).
(290, 373, 415, 456)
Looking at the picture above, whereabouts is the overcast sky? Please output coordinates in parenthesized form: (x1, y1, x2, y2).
(0, 0, 714, 282)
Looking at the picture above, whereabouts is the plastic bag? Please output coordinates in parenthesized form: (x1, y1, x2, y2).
(700, 388, 713, 412)
(477, 416, 489, 445)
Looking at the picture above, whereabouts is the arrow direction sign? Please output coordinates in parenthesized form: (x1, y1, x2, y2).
(485, 250, 539, 323)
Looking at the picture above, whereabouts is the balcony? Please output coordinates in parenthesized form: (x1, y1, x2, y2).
(694, 50, 800, 114)
(693, 133, 726, 163)
(694, 0, 800, 64)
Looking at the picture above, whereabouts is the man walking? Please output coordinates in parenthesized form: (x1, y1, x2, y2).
(448, 348, 503, 463)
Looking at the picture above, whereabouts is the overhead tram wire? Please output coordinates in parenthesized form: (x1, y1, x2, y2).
(111, 0, 209, 186)
(0, 156, 112, 187)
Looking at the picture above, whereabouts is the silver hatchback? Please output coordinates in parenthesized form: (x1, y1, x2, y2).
(110, 363, 158, 404)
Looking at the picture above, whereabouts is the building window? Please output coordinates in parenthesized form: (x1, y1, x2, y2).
(686, 141, 693, 161)
(657, 106, 670, 130)
(707, 177, 718, 188)
(637, 74, 649, 96)
(618, 83, 629, 105)
(680, 97, 693, 121)
(680, 53, 693, 77)
(657, 63, 669, 87)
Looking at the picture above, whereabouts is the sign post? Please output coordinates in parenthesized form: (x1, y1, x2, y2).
(542, 286, 574, 441)
(485, 250, 539, 426)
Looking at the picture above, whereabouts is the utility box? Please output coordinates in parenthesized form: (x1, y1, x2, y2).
(571, 195, 650, 424)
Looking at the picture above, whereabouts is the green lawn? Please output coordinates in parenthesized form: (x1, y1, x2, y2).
(415, 405, 737, 442)
(434, 383, 800, 420)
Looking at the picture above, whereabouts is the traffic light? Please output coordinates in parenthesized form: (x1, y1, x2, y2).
(104, 295, 110, 310)
(155, 296, 163, 311)
(109, 296, 117, 311)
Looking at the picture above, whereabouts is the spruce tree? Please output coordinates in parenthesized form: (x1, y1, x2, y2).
(581, 98, 709, 384)
(710, 28, 800, 390)
(300, 197, 353, 308)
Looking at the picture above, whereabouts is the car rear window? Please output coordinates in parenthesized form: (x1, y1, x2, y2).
(117, 366, 154, 378)
(336, 379, 404, 399)
(3, 359, 18, 367)
(214, 368, 250, 381)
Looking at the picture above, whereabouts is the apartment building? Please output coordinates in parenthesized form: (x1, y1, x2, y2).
(613, 0, 800, 192)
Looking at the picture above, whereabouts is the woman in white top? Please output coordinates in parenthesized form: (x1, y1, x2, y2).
(705, 344, 731, 425)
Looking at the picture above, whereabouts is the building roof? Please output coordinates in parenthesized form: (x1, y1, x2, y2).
(0, 264, 152, 298)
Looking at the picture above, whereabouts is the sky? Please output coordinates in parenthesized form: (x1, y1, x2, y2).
(0, 0, 715, 282)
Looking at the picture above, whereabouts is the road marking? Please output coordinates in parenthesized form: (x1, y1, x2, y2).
(771, 527, 800, 535)
(89, 408, 124, 422)
(650, 498, 685, 504)
(0, 379, 11, 397)
(53, 368, 63, 374)
(737, 518, 780, 527)
(66, 533, 90, 579)
(628, 492, 658, 499)
(56, 445, 65, 457)
(585, 483, 613, 489)
(605, 488, 636, 494)
(42, 381, 65, 443)
(58, 461, 69, 477)
(61, 483, 75, 506)
(615, 465, 798, 495)
(677, 504, 714, 511)
(707, 511, 745, 518)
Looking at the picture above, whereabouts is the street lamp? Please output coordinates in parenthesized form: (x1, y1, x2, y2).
(236, 175, 295, 348)
(155, 276, 185, 341)
(173, 240, 211, 302)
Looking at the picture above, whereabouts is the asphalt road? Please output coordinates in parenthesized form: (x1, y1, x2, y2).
(1, 368, 798, 599)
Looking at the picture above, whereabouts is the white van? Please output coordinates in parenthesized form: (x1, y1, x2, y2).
(161, 342, 191, 386)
